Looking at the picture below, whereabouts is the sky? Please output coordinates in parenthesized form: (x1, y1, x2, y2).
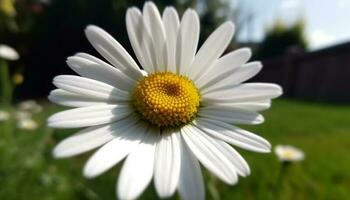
(236, 0, 350, 50)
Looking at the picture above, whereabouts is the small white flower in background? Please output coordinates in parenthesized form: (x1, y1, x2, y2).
(17, 118, 38, 131)
(14, 110, 32, 120)
(48, 2, 282, 200)
(0, 110, 10, 121)
(18, 100, 43, 113)
(0, 44, 19, 61)
(275, 145, 305, 162)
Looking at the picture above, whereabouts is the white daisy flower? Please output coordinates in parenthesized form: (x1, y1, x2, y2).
(48, 2, 282, 200)
(275, 144, 305, 162)
(15, 110, 32, 120)
(0, 44, 19, 61)
(18, 100, 43, 113)
(17, 118, 38, 131)
(0, 110, 10, 121)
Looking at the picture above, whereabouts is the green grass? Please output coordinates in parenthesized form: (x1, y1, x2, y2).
(0, 99, 350, 200)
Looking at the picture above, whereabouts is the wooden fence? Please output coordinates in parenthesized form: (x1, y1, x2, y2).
(253, 42, 350, 103)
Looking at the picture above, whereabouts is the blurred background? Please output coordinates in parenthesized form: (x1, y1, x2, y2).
(0, 0, 349, 199)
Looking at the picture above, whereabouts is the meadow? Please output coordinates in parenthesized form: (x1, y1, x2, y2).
(0, 99, 349, 200)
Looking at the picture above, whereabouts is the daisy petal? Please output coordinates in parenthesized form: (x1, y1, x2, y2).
(198, 106, 264, 125)
(182, 125, 238, 184)
(126, 7, 157, 73)
(154, 129, 181, 198)
(195, 48, 251, 87)
(67, 54, 135, 91)
(189, 22, 235, 80)
(84, 25, 143, 80)
(187, 126, 250, 177)
(53, 116, 138, 158)
(48, 89, 109, 107)
(176, 9, 200, 75)
(203, 83, 283, 103)
(143, 2, 167, 72)
(209, 100, 271, 112)
(75, 52, 138, 83)
(83, 122, 147, 178)
(194, 117, 271, 153)
(47, 104, 132, 128)
(178, 135, 205, 200)
(201, 61, 262, 93)
(212, 141, 251, 177)
(162, 7, 180, 73)
(140, 26, 158, 73)
(53, 75, 130, 102)
(126, 8, 148, 70)
(117, 127, 159, 200)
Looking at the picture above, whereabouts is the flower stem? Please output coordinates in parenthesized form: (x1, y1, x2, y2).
(272, 162, 289, 199)
(0, 59, 13, 106)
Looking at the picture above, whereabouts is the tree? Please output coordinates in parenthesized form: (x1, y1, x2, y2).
(254, 19, 308, 60)
(199, 0, 231, 42)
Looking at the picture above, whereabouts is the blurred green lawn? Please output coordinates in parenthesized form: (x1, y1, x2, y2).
(0, 99, 349, 200)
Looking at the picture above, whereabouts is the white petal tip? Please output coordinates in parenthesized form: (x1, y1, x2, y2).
(117, 193, 133, 200)
(52, 148, 62, 158)
(85, 24, 98, 32)
(157, 192, 175, 199)
(0, 44, 20, 60)
(47, 123, 61, 129)
(84, 25, 103, 39)
(183, 8, 197, 16)
(242, 48, 253, 59)
(275, 85, 284, 97)
(65, 56, 76, 66)
(226, 177, 239, 185)
(47, 115, 58, 125)
(74, 52, 85, 57)
(266, 140, 272, 149)
(47, 119, 71, 129)
(249, 135, 272, 153)
(144, 1, 156, 7)
(127, 7, 140, 14)
(82, 167, 98, 179)
(117, 187, 142, 200)
(47, 94, 54, 103)
(52, 148, 68, 159)
(243, 168, 251, 177)
(261, 148, 271, 153)
(164, 6, 176, 12)
(52, 142, 78, 159)
(244, 47, 252, 51)
(256, 144, 271, 153)
(250, 61, 262, 68)
(223, 21, 235, 31)
(250, 146, 271, 153)
(66, 56, 75, 61)
(254, 115, 265, 124)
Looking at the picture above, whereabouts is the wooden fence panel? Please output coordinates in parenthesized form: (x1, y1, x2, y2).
(256, 42, 350, 103)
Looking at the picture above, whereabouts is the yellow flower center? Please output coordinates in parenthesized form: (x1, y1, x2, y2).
(133, 72, 200, 127)
(282, 150, 297, 159)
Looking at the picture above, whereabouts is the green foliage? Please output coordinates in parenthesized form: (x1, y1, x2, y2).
(1, 100, 350, 199)
(0, 60, 12, 106)
(199, 0, 231, 43)
(254, 19, 308, 59)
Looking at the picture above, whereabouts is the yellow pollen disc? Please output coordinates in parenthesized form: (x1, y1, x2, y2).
(133, 72, 200, 127)
(282, 151, 297, 159)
